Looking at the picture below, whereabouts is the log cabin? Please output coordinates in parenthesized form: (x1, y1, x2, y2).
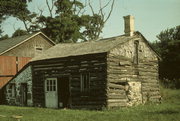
(4, 15, 161, 109)
(0, 32, 55, 104)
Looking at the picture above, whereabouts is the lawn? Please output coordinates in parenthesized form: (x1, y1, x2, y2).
(0, 88, 180, 121)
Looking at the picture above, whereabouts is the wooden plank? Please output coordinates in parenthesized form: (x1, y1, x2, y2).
(18, 57, 31, 71)
(108, 83, 125, 90)
(107, 99, 127, 103)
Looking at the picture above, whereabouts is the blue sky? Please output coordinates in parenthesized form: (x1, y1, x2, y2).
(1, 0, 180, 42)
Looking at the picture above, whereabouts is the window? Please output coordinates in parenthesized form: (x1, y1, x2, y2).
(35, 47, 43, 56)
(133, 40, 139, 64)
(81, 73, 90, 94)
(46, 78, 57, 91)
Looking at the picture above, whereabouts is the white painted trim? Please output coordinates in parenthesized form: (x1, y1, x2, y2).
(45, 77, 58, 108)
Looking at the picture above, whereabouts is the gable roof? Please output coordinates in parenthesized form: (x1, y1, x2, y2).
(32, 32, 161, 62)
(0, 32, 55, 55)
(32, 32, 160, 62)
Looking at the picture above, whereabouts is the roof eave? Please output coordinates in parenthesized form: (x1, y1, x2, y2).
(135, 31, 162, 61)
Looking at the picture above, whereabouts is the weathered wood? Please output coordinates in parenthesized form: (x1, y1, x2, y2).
(108, 94, 127, 99)
(32, 53, 107, 109)
(108, 102, 127, 107)
(108, 83, 125, 90)
(107, 99, 127, 103)
(107, 89, 126, 94)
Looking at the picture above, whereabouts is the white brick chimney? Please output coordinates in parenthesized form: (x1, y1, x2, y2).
(123, 15, 135, 36)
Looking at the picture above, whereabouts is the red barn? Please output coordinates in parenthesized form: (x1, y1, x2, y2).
(0, 32, 55, 104)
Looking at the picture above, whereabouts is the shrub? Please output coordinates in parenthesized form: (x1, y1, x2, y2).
(160, 79, 180, 89)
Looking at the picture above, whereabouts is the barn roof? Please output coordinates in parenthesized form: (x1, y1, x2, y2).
(31, 34, 139, 61)
(0, 32, 55, 55)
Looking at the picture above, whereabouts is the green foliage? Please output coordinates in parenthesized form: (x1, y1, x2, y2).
(160, 79, 180, 89)
(0, 34, 9, 41)
(0, 89, 180, 121)
(151, 25, 180, 80)
(12, 29, 28, 37)
(37, 0, 105, 43)
(0, 0, 33, 34)
(0, 0, 114, 43)
(0, 0, 31, 17)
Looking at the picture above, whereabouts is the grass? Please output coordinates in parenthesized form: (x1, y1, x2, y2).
(0, 88, 180, 121)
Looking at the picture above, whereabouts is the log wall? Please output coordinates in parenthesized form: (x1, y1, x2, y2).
(32, 53, 107, 109)
(107, 37, 160, 108)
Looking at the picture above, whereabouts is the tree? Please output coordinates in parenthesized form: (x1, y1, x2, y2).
(0, 0, 32, 17)
(0, 16, 3, 37)
(0, 0, 33, 34)
(36, 0, 115, 43)
(0, 0, 115, 43)
(0, 34, 9, 41)
(151, 25, 180, 80)
(12, 29, 28, 37)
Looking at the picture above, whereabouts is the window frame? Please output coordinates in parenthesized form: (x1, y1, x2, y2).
(45, 78, 57, 92)
(34, 46, 43, 56)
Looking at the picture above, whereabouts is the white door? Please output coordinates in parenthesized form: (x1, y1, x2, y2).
(45, 78, 58, 108)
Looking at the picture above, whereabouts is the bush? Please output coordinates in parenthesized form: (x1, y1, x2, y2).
(160, 79, 180, 89)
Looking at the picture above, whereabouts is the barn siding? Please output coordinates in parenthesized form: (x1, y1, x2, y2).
(32, 53, 107, 109)
(107, 37, 160, 108)
(2, 35, 53, 57)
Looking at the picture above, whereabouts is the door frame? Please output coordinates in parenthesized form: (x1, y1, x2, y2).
(44, 77, 58, 108)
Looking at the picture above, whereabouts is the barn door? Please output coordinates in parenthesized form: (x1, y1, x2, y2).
(45, 78, 58, 108)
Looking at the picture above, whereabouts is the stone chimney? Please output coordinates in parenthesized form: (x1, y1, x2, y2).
(123, 15, 135, 36)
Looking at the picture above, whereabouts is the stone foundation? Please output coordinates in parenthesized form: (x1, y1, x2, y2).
(127, 81, 142, 106)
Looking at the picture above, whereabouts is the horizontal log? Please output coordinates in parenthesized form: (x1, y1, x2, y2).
(107, 99, 127, 103)
(108, 94, 127, 99)
(141, 84, 159, 88)
(141, 79, 158, 83)
(108, 54, 131, 61)
(141, 87, 160, 91)
(108, 102, 127, 107)
(107, 74, 138, 79)
(107, 65, 132, 70)
(107, 89, 126, 94)
(139, 72, 158, 76)
(108, 83, 125, 90)
(119, 61, 132, 66)
(108, 78, 127, 83)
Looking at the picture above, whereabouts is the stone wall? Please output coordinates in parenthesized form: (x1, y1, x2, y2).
(107, 35, 160, 107)
(5, 66, 33, 106)
(126, 82, 142, 106)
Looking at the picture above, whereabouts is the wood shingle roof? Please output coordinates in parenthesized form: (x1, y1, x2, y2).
(31, 35, 138, 61)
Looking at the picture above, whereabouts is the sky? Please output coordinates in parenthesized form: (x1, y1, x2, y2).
(1, 0, 180, 42)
